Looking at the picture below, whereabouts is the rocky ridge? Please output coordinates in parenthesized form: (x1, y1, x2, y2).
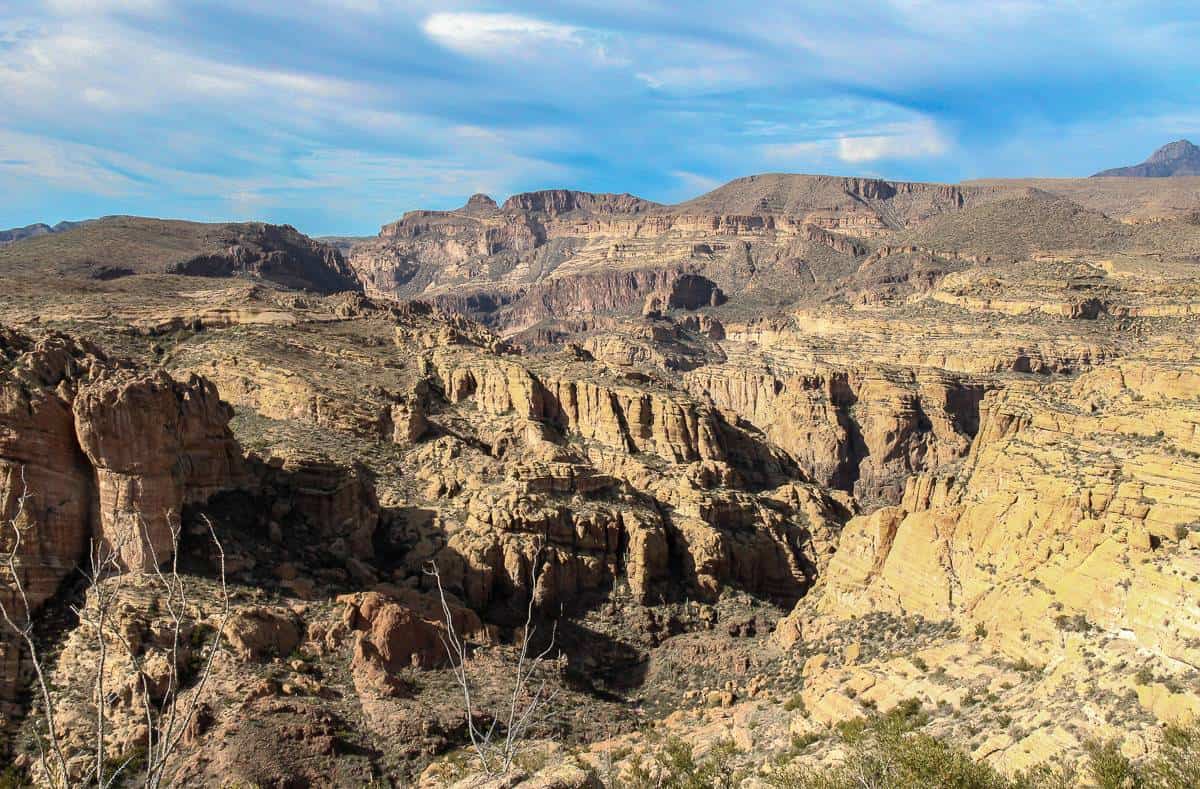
(2, 170, 1200, 786)
(1094, 139, 1200, 178)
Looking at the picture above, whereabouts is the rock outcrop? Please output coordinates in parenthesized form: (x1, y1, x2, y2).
(73, 370, 244, 570)
(0, 330, 101, 712)
(783, 341, 1200, 729)
(8, 166, 1200, 785)
(1094, 139, 1200, 177)
(0, 327, 247, 710)
(423, 344, 849, 612)
(0, 217, 360, 293)
(166, 223, 361, 294)
(685, 359, 988, 503)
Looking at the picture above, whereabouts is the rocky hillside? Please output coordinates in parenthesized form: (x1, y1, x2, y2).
(0, 216, 360, 293)
(1, 171, 1199, 787)
(0, 220, 85, 246)
(1094, 139, 1200, 177)
(347, 173, 1200, 337)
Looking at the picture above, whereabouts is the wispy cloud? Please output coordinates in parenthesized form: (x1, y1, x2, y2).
(44, 0, 165, 13)
(837, 119, 950, 163)
(2, 1, 1198, 233)
(670, 170, 722, 195)
(0, 129, 142, 195)
(422, 12, 584, 56)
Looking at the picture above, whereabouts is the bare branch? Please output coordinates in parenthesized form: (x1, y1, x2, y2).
(426, 538, 560, 778)
(0, 467, 70, 786)
(3, 475, 231, 789)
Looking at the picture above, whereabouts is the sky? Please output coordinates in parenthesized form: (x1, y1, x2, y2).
(1, 1, 1198, 236)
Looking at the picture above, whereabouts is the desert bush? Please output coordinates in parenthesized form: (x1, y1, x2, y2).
(765, 700, 1199, 789)
(767, 698, 1012, 789)
(426, 543, 560, 779)
(1084, 738, 1140, 789)
(622, 737, 741, 789)
(1, 475, 230, 789)
(783, 693, 807, 713)
(1143, 721, 1200, 789)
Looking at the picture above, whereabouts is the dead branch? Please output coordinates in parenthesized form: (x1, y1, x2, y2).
(0, 471, 231, 788)
(425, 540, 561, 778)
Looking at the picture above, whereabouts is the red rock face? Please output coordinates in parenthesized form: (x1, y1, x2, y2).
(0, 327, 244, 709)
(73, 369, 244, 571)
(0, 330, 98, 712)
(337, 591, 486, 696)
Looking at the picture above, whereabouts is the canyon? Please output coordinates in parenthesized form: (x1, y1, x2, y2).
(1, 166, 1199, 786)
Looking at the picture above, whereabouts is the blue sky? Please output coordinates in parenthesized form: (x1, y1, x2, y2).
(1, 1, 1198, 236)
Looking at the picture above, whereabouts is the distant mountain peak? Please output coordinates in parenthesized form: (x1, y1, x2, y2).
(1147, 139, 1198, 163)
(1093, 139, 1200, 177)
(0, 219, 89, 246)
(462, 193, 499, 214)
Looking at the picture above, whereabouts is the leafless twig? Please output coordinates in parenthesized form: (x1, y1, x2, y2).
(1, 471, 230, 788)
(0, 468, 70, 786)
(426, 540, 561, 777)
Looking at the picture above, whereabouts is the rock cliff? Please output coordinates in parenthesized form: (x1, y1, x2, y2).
(0, 327, 244, 710)
(4, 169, 1200, 785)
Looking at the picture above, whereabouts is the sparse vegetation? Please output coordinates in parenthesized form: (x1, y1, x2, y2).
(426, 545, 561, 779)
(0, 481, 231, 789)
(1084, 738, 1139, 789)
(764, 700, 1199, 789)
(4, 154, 1200, 788)
(766, 698, 1012, 789)
(783, 693, 807, 713)
(1053, 613, 1092, 632)
(622, 737, 742, 789)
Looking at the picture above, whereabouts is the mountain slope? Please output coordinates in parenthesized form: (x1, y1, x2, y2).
(1093, 139, 1200, 177)
(895, 188, 1130, 259)
(0, 215, 361, 293)
(347, 173, 1200, 332)
(0, 220, 88, 246)
(4, 168, 1200, 786)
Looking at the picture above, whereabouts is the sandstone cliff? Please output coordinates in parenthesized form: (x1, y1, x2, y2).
(0, 327, 244, 710)
(773, 340, 1200, 769)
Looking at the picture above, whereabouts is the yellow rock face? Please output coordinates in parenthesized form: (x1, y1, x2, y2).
(787, 339, 1200, 751)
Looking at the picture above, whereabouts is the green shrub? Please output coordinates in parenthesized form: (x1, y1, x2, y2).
(622, 737, 742, 789)
(103, 742, 149, 783)
(1008, 657, 1043, 674)
(0, 766, 28, 789)
(784, 693, 807, 713)
(768, 699, 1008, 789)
(1084, 739, 1140, 789)
(1144, 721, 1200, 789)
(1053, 613, 1092, 633)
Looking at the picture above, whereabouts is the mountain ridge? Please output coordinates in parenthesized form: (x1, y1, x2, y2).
(1093, 138, 1200, 177)
(0, 219, 89, 246)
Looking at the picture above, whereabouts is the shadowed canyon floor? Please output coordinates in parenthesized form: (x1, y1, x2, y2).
(1, 171, 1199, 787)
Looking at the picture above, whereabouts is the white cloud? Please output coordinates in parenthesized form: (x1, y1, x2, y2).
(631, 39, 760, 93)
(759, 140, 829, 161)
(43, 0, 165, 14)
(422, 12, 582, 56)
(0, 18, 357, 118)
(636, 63, 755, 92)
(886, 0, 1051, 33)
(836, 119, 949, 163)
(0, 128, 147, 195)
(757, 115, 951, 168)
(671, 170, 722, 196)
